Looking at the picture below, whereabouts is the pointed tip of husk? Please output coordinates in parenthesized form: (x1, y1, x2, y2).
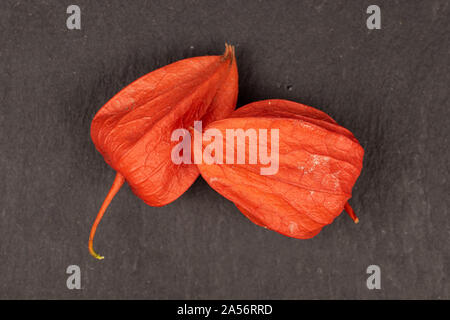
(223, 43, 235, 61)
(344, 202, 359, 224)
(89, 243, 105, 260)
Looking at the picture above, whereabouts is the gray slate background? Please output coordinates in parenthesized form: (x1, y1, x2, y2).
(1, 0, 449, 299)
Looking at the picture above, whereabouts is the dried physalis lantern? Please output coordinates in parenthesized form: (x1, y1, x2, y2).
(89, 45, 238, 259)
(197, 99, 364, 239)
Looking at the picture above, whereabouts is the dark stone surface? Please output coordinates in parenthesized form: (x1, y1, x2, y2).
(0, 0, 448, 299)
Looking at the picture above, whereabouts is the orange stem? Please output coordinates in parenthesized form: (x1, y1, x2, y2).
(344, 202, 359, 224)
(89, 172, 125, 260)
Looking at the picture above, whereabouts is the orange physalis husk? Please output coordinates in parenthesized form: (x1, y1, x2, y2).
(89, 45, 238, 259)
(197, 99, 364, 239)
